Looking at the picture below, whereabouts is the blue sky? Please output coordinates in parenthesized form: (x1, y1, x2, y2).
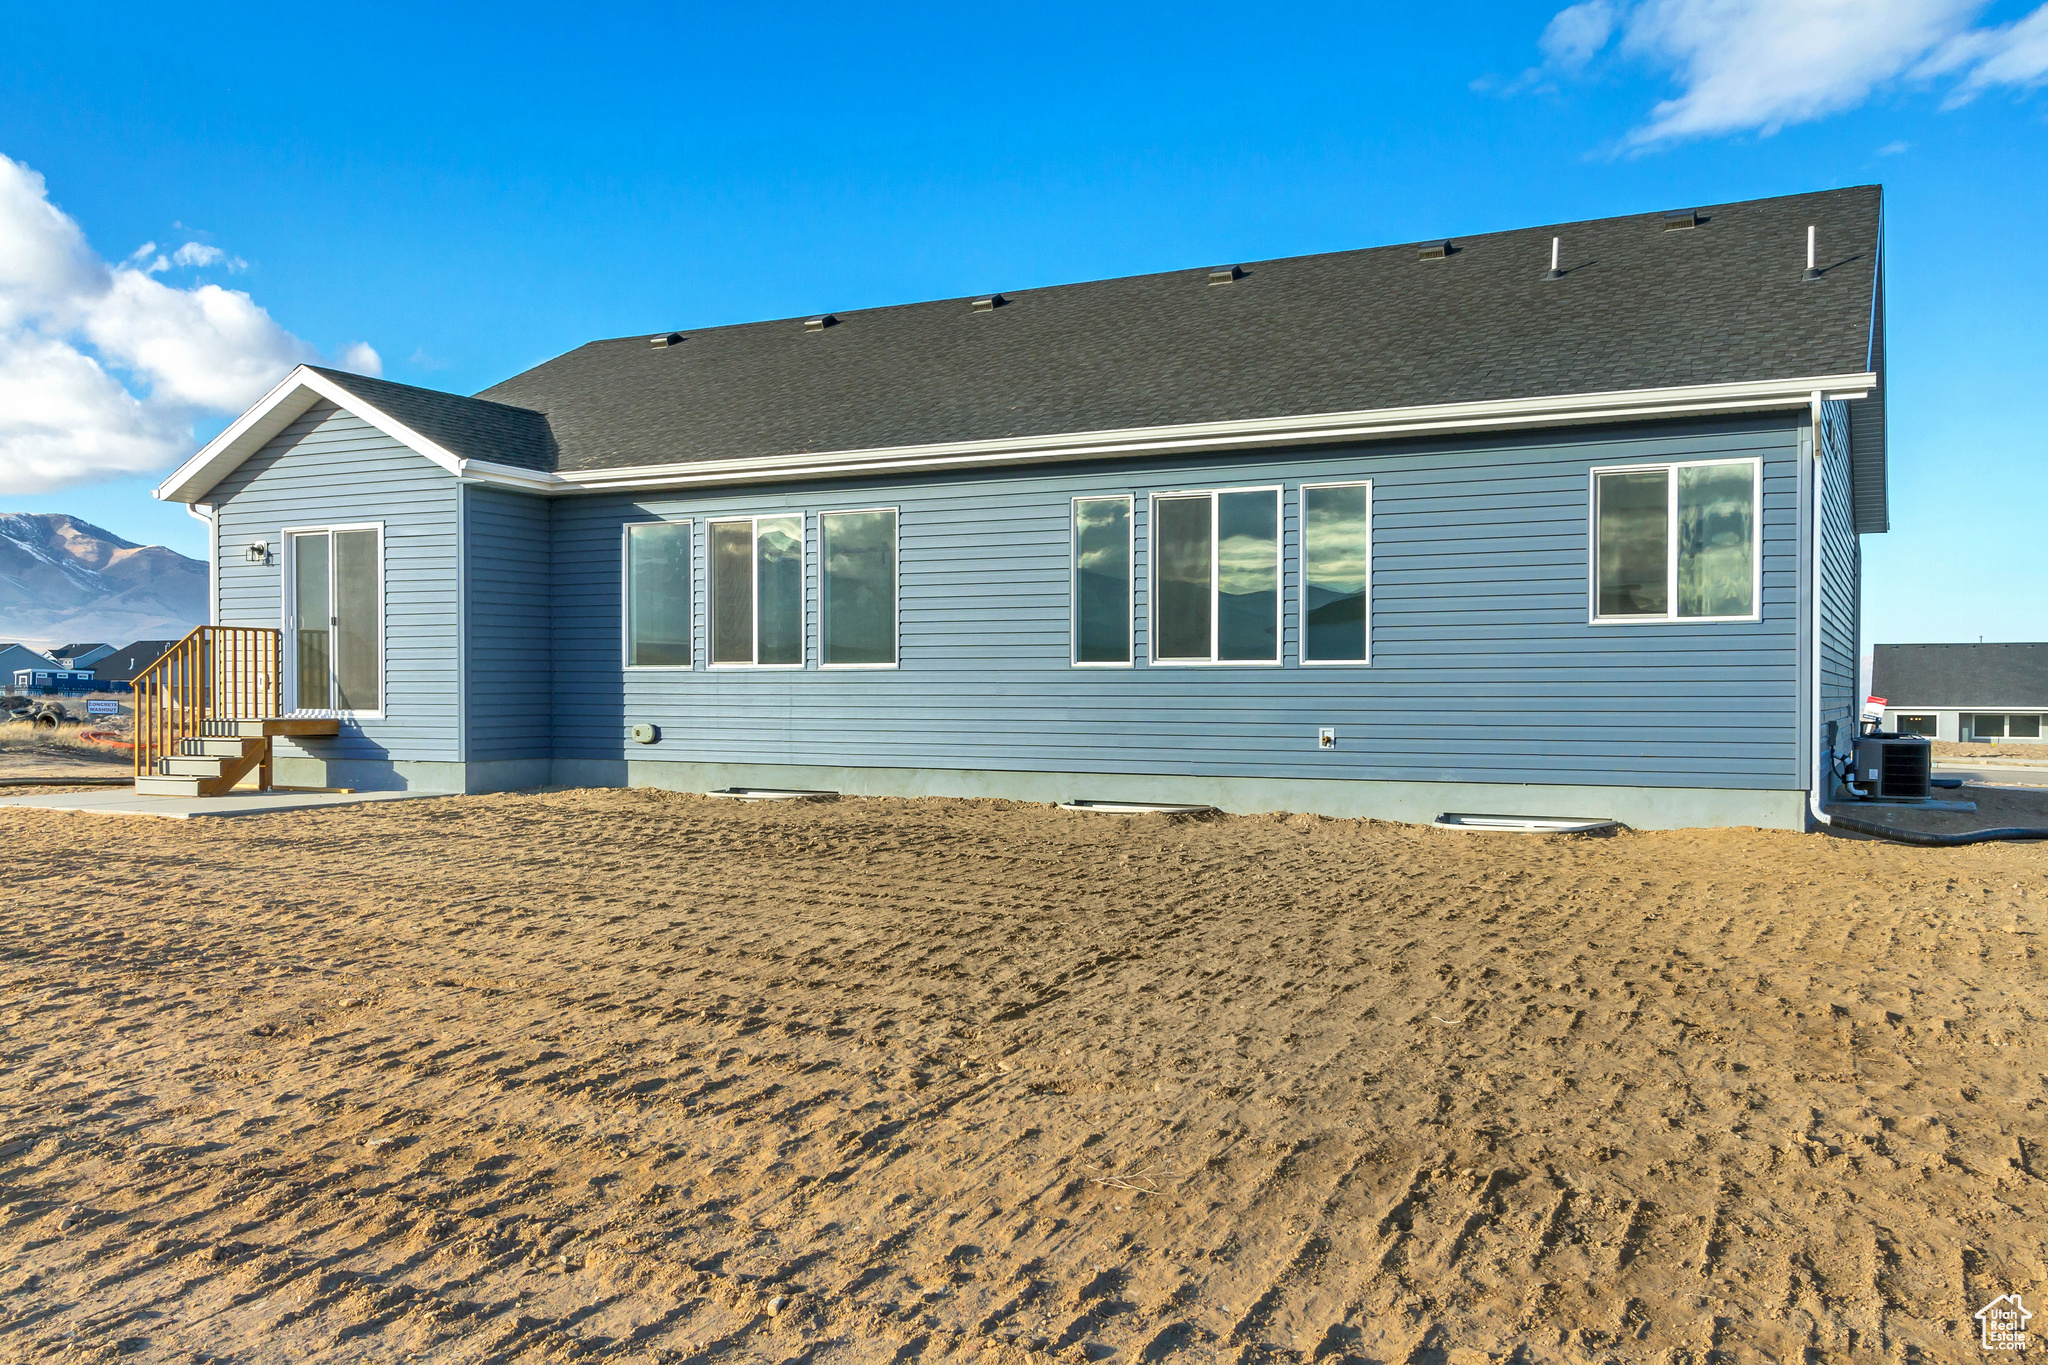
(2, 1, 2043, 643)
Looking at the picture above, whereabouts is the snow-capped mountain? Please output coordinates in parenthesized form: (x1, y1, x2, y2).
(0, 514, 206, 649)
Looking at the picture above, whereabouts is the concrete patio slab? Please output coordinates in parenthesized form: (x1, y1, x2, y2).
(0, 787, 451, 819)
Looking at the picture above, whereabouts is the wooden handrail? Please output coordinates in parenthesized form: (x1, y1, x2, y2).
(133, 626, 282, 779)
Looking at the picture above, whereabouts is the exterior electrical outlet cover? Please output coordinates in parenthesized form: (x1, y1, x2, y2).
(630, 723, 660, 744)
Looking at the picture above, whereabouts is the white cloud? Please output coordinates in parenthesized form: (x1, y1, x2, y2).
(169, 241, 248, 272)
(1517, 0, 2048, 146)
(1923, 1, 2048, 103)
(0, 152, 380, 494)
(337, 341, 383, 377)
(1541, 1, 1620, 71)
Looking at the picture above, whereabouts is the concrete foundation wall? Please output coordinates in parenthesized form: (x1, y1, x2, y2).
(282, 753, 1808, 830)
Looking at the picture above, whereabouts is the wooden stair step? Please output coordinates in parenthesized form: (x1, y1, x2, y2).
(200, 718, 342, 738)
(135, 775, 207, 797)
(158, 755, 232, 778)
(180, 737, 266, 759)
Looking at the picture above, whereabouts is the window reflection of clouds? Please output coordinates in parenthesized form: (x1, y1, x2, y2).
(1304, 487, 1369, 591)
(1217, 492, 1277, 597)
(1677, 465, 1753, 618)
(1075, 500, 1126, 575)
(1597, 471, 1669, 617)
(1303, 484, 1369, 662)
(627, 522, 692, 667)
(1596, 462, 1756, 621)
(822, 510, 896, 665)
(1072, 497, 1131, 664)
(1217, 533, 1276, 594)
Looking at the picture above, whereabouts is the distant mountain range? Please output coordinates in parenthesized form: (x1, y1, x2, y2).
(0, 514, 205, 650)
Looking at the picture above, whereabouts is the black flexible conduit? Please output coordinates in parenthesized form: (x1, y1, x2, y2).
(1826, 810, 2048, 847)
(1824, 746, 2048, 845)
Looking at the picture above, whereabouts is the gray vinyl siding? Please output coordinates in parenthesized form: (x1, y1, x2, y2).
(1818, 398, 1860, 750)
(212, 401, 461, 763)
(546, 414, 1806, 790)
(463, 486, 552, 761)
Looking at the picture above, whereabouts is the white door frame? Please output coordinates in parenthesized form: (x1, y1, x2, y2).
(281, 521, 387, 718)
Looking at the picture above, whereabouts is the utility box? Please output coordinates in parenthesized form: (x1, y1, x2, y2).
(1853, 734, 1932, 801)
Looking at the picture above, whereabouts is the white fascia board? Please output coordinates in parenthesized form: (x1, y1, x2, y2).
(155, 366, 467, 503)
(482, 371, 1877, 496)
(168, 368, 1881, 501)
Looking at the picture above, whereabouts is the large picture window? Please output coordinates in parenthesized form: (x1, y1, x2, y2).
(710, 515, 803, 667)
(1151, 488, 1280, 664)
(624, 520, 692, 667)
(1301, 481, 1371, 663)
(821, 508, 897, 667)
(1593, 459, 1759, 622)
(287, 524, 382, 713)
(1071, 496, 1132, 665)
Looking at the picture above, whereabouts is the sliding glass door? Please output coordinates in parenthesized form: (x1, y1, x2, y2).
(288, 526, 382, 713)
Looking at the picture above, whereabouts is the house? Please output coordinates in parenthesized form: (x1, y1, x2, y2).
(91, 640, 185, 686)
(0, 643, 64, 689)
(53, 642, 116, 670)
(153, 186, 1887, 829)
(2, 642, 94, 691)
(1872, 643, 2046, 744)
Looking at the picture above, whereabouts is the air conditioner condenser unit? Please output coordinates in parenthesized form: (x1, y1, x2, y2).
(1851, 733, 1932, 802)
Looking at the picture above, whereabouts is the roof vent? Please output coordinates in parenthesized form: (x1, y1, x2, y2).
(1208, 265, 1243, 285)
(970, 294, 1005, 311)
(647, 332, 683, 348)
(1417, 241, 1451, 261)
(1664, 209, 1699, 231)
(804, 315, 836, 332)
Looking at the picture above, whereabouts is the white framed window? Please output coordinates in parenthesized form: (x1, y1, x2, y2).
(622, 519, 693, 668)
(282, 522, 384, 715)
(709, 515, 804, 667)
(1071, 495, 1133, 666)
(1150, 487, 1281, 665)
(1299, 480, 1371, 664)
(820, 507, 898, 668)
(1590, 458, 1761, 624)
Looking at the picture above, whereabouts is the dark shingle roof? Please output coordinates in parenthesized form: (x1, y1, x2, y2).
(1871, 644, 2048, 709)
(93, 641, 186, 684)
(309, 368, 558, 473)
(475, 186, 1881, 474)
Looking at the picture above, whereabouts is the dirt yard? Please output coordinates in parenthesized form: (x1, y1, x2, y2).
(0, 715, 133, 782)
(1932, 740, 2047, 762)
(2, 791, 2043, 1364)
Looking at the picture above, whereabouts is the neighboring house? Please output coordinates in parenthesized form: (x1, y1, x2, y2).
(1872, 643, 2046, 744)
(12, 666, 95, 690)
(156, 186, 1888, 830)
(0, 643, 64, 688)
(92, 640, 184, 686)
(53, 642, 116, 670)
